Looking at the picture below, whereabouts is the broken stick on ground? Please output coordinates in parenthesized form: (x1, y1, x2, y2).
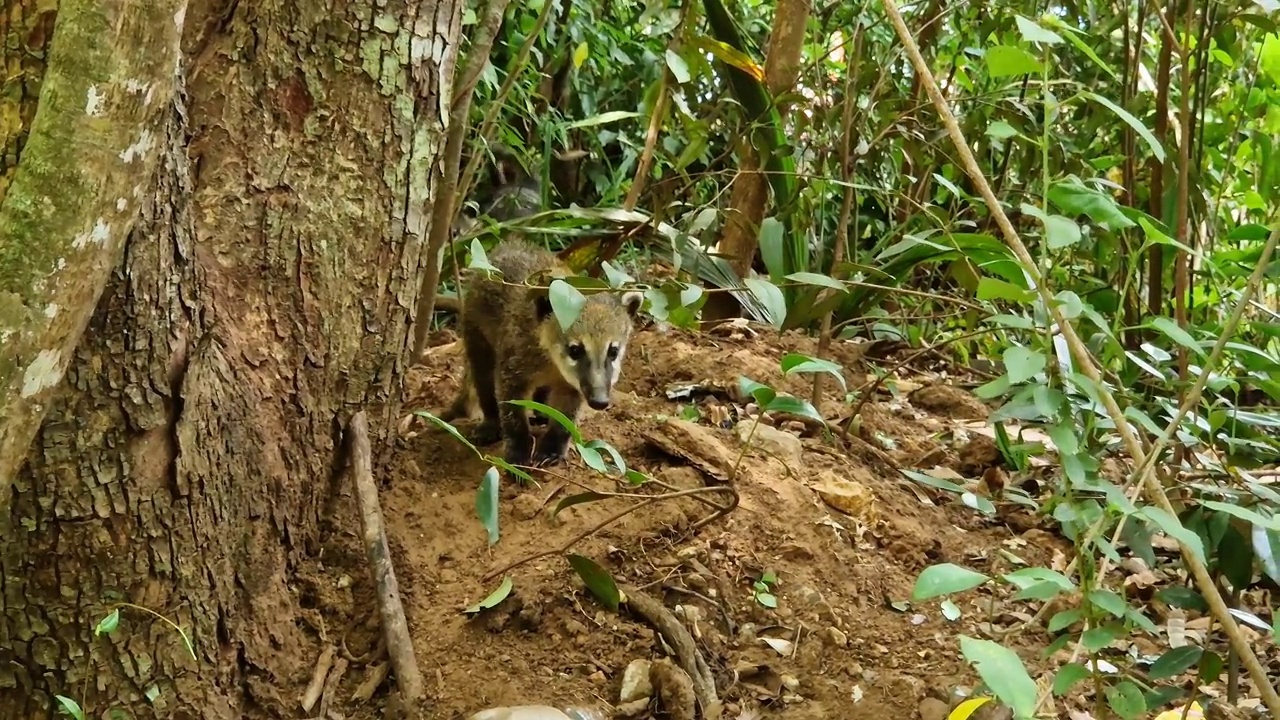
(349, 411, 425, 704)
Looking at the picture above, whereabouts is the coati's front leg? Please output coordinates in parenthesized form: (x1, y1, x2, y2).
(459, 331, 502, 445)
(534, 383, 584, 465)
(497, 356, 536, 466)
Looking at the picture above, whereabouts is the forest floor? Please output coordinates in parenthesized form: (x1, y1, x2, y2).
(306, 322, 1077, 720)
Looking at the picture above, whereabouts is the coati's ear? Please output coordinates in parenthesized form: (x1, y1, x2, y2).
(620, 290, 645, 318)
(534, 293, 555, 322)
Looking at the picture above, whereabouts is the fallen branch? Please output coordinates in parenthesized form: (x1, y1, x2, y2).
(299, 645, 335, 714)
(349, 411, 424, 703)
(482, 485, 738, 582)
(878, 0, 1280, 715)
(621, 585, 721, 720)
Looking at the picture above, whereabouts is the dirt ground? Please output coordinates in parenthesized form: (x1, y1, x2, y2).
(301, 323, 1071, 720)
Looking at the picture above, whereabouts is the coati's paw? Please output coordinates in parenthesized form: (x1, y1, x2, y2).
(533, 437, 571, 466)
(471, 421, 502, 446)
(502, 439, 534, 468)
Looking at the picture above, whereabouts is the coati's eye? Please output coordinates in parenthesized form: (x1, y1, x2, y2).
(567, 343, 585, 361)
(606, 344, 620, 361)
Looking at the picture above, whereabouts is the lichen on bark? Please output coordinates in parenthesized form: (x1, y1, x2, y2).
(0, 0, 188, 490)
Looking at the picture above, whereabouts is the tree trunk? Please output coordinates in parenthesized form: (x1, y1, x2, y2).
(0, 0, 461, 716)
(701, 0, 809, 323)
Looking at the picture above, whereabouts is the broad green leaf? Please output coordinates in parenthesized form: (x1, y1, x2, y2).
(786, 271, 846, 292)
(985, 45, 1044, 77)
(744, 277, 786, 328)
(1004, 347, 1046, 384)
(1104, 680, 1146, 720)
(986, 121, 1018, 139)
(764, 395, 825, 424)
(1016, 15, 1064, 44)
(1084, 92, 1166, 162)
(1044, 215, 1082, 249)
(1157, 586, 1208, 612)
(1149, 646, 1203, 679)
(1047, 608, 1082, 632)
(564, 110, 642, 130)
(781, 353, 847, 392)
(1262, 32, 1280, 85)
(758, 217, 786, 279)
(901, 469, 966, 494)
(912, 563, 991, 601)
(738, 376, 776, 406)
(1200, 649, 1225, 683)
(1142, 506, 1206, 563)
(568, 554, 621, 611)
(1052, 662, 1090, 695)
(577, 443, 608, 473)
(1002, 567, 1075, 591)
(508, 400, 583, 444)
(1047, 179, 1135, 230)
(476, 467, 500, 546)
(573, 41, 589, 69)
(1081, 624, 1122, 651)
(1201, 499, 1280, 531)
(961, 491, 997, 515)
(1087, 589, 1127, 617)
(601, 261, 635, 288)
(941, 599, 963, 621)
(958, 636, 1037, 719)
(977, 277, 1036, 303)
(463, 576, 514, 614)
(1252, 524, 1280, 584)
(96, 608, 121, 636)
(1147, 317, 1203, 357)
(1012, 580, 1068, 601)
(468, 238, 499, 272)
(665, 48, 691, 83)
(548, 279, 586, 332)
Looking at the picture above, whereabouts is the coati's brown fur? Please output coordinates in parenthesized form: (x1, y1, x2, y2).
(439, 239, 644, 466)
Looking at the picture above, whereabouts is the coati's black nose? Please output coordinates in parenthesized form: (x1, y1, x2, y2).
(587, 397, 610, 411)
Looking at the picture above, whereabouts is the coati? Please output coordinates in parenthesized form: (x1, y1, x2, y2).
(438, 238, 644, 467)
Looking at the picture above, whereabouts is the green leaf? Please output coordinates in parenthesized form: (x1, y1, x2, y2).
(55, 696, 85, 720)
(665, 48, 691, 83)
(756, 591, 778, 608)
(1218, 525, 1255, 591)
(758, 217, 786, 279)
(567, 554, 621, 611)
(463, 576, 514, 614)
(577, 443, 608, 473)
(564, 110, 642, 130)
(958, 636, 1037, 719)
(96, 608, 121, 636)
(1004, 347, 1046, 384)
(601, 261, 635, 288)
(1156, 586, 1208, 612)
(1044, 215, 1082, 249)
(1047, 180, 1135, 230)
(507, 400, 583, 444)
(1015, 15, 1064, 44)
(573, 41, 589, 69)
(977, 277, 1036, 303)
(468, 238, 499, 273)
(985, 45, 1044, 77)
(1141, 507, 1206, 563)
(1047, 608, 1083, 632)
(986, 120, 1019, 139)
(1147, 317, 1202, 356)
(912, 563, 991, 601)
(1083, 92, 1166, 163)
(1253, 524, 1280, 585)
(1012, 580, 1068, 601)
(1201, 499, 1280, 531)
(1104, 680, 1147, 720)
(1002, 567, 1076, 592)
(764, 395, 825, 424)
(941, 599, 963, 621)
(414, 411, 477, 452)
(1199, 649, 1225, 684)
(1052, 663, 1090, 696)
(1087, 589, 1128, 618)
(1149, 646, 1203, 679)
(781, 353, 846, 392)
(1261, 32, 1280, 85)
(785, 271, 846, 292)
(744, 277, 786, 328)
(548, 279, 586, 332)
(738, 376, 776, 406)
(554, 491, 611, 518)
(1081, 624, 1122, 651)
(476, 467, 500, 546)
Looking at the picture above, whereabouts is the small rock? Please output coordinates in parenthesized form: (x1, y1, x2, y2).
(614, 698, 650, 719)
(781, 674, 800, 691)
(589, 671, 607, 684)
(919, 697, 949, 720)
(469, 707, 574, 720)
(736, 422, 803, 465)
(821, 627, 848, 648)
(619, 659, 654, 703)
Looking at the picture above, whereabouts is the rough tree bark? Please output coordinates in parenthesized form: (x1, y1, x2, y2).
(0, 0, 461, 716)
(701, 0, 810, 322)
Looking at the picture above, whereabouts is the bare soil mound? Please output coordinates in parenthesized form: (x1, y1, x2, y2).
(303, 326, 1062, 719)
